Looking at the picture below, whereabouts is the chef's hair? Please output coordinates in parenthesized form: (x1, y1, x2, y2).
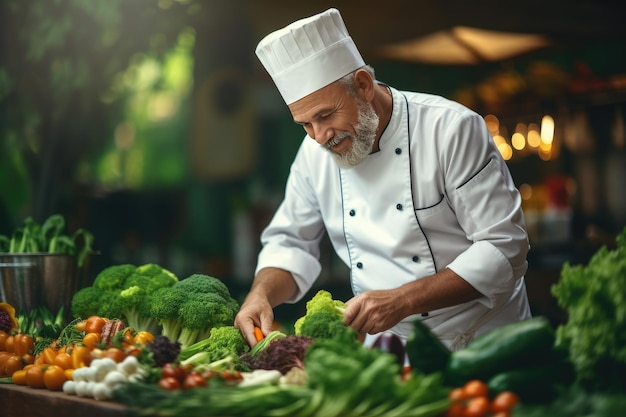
(337, 64, 376, 97)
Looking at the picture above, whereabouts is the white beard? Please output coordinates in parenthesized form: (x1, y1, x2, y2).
(325, 100, 379, 169)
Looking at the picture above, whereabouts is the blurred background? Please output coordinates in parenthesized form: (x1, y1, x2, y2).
(1, 0, 625, 324)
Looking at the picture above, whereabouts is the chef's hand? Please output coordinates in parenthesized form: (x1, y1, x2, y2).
(343, 288, 408, 337)
(234, 295, 275, 347)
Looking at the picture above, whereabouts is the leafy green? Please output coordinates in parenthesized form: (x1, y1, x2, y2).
(551, 226, 626, 392)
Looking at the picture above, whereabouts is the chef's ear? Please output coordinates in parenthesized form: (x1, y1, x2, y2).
(353, 68, 375, 102)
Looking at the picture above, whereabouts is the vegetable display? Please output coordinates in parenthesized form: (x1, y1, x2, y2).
(551, 226, 626, 392)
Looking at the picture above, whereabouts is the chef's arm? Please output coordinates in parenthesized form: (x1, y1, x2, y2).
(343, 268, 481, 336)
(234, 267, 299, 346)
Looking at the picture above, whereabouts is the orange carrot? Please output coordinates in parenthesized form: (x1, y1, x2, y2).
(253, 327, 264, 342)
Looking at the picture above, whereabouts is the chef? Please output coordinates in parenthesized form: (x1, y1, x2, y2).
(234, 8, 532, 351)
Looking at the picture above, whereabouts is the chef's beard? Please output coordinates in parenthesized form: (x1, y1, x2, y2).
(325, 100, 379, 169)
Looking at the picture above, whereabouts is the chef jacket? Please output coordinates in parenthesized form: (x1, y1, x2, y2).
(256, 85, 532, 350)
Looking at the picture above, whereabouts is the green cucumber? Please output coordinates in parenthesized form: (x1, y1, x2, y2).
(405, 319, 451, 375)
(445, 316, 555, 384)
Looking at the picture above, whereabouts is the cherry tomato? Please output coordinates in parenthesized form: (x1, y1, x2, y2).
(0, 330, 9, 351)
(183, 372, 207, 390)
(4, 334, 14, 353)
(4, 354, 24, 377)
(449, 387, 469, 402)
(43, 365, 68, 391)
(492, 391, 520, 413)
(464, 396, 491, 417)
(11, 368, 28, 385)
(158, 376, 181, 391)
(25, 365, 46, 388)
(462, 379, 490, 399)
(161, 362, 186, 383)
(85, 316, 107, 334)
(444, 402, 465, 417)
(53, 351, 73, 370)
(82, 332, 101, 349)
(13, 333, 34, 357)
(101, 347, 126, 363)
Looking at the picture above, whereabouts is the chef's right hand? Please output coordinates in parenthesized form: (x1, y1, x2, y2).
(234, 295, 275, 347)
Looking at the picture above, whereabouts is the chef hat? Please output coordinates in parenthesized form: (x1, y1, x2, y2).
(255, 8, 365, 105)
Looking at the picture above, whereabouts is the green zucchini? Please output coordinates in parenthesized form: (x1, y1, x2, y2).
(445, 316, 555, 384)
(405, 319, 451, 375)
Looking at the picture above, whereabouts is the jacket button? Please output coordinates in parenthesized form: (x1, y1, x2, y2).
(421, 312, 429, 317)
(412, 255, 419, 263)
(395, 148, 402, 155)
(356, 262, 363, 269)
(349, 209, 355, 216)
(396, 203, 403, 210)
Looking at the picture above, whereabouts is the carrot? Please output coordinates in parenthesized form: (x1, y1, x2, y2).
(253, 327, 264, 342)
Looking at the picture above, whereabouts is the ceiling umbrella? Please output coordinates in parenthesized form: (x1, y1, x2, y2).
(376, 26, 552, 65)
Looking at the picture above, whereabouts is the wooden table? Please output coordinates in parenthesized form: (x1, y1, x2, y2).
(0, 383, 128, 417)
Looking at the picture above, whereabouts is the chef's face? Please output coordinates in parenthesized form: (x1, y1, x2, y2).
(289, 80, 379, 169)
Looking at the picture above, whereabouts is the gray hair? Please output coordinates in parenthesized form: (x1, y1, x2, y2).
(337, 65, 376, 96)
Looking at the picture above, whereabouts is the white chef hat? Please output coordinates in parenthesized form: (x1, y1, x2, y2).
(255, 8, 365, 105)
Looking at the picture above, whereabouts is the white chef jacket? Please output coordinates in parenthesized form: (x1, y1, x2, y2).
(256, 85, 531, 350)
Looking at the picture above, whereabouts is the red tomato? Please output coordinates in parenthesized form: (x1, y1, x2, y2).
(158, 376, 181, 391)
(161, 363, 186, 383)
(464, 396, 491, 417)
(492, 391, 520, 413)
(183, 372, 208, 390)
(462, 380, 490, 399)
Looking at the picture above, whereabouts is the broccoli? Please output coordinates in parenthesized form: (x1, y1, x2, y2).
(294, 289, 346, 336)
(70, 263, 179, 333)
(299, 310, 354, 340)
(178, 325, 250, 363)
(149, 274, 240, 349)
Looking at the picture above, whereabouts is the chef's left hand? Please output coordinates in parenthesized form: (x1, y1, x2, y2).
(342, 288, 409, 337)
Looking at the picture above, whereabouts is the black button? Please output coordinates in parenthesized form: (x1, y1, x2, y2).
(412, 256, 419, 263)
(349, 209, 355, 216)
(396, 203, 403, 210)
(395, 148, 402, 155)
(356, 262, 363, 269)
(421, 312, 429, 317)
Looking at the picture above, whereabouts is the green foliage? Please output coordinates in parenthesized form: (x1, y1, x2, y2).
(299, 310, 354, 340)
(293, 289, 346, 336)
(551, 227, 626, 392)
(178, 325, 249, 363)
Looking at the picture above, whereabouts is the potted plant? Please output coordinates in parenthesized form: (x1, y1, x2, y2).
(0, 214, 96, 315)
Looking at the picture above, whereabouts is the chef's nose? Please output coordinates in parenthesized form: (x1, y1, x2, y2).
(312, 124, 333, 145)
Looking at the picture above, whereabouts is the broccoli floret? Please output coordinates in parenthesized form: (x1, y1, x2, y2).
(178, 325, 249, 362)
(71, 286, 103, 319)
(294, 290, 346, 336)
(149, 274, 240, 350)
(299, 310, 352, 340)
(92, 264, 137, 291)
(118, 286, 160, 334)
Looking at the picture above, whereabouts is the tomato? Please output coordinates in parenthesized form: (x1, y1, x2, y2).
(462, 380, 490, 399)
(85, 316, 107, 334)
(4, 334, 14, 353)
(0, 330, 9, 350)
(82, 332, 101, 349)
(161, 362, 186, 383)
(101, 347, 126, 363)
(122, 328, 135, 347)
(25, 365, 46, 388)
(183, 372, 207, 390)
(0, 351, 11, 376)
(71, 345, 92, 369)
(445, 402, 466, 417)
(75, 320, 87, 332)
(52, 351, 73, 370)
(449, 387, 469, 402)
(463, 396, 491, 417)
(41, 346, 58, 364)
(11, 368, 27, 385)
(492, 391, 520, 413)
(158, 376, 181, 391)
(4, 354, 25, 377)
(43, 364, 68, 391)
(134, 331, 155, 345)
(13, 333, 34, 357)
(22, 353, 35, 365)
